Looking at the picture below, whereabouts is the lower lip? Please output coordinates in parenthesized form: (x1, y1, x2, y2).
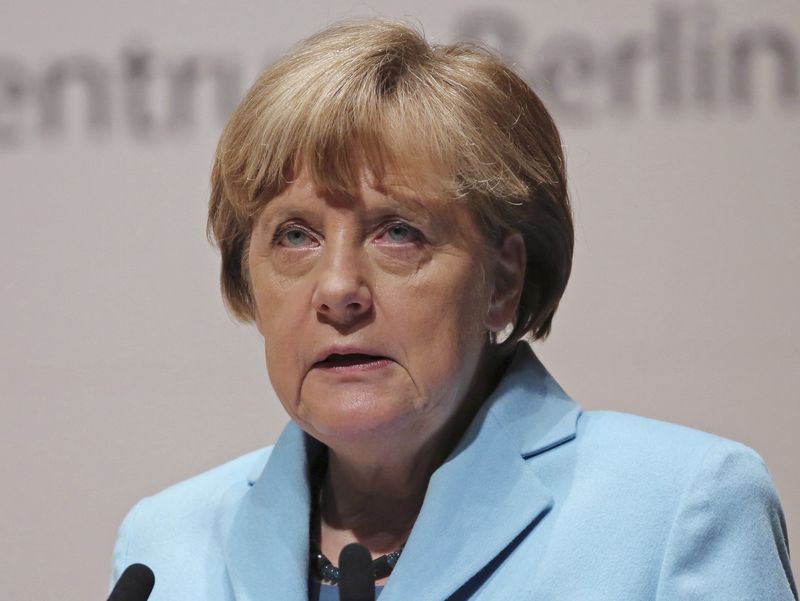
(313, 358, 394, 374)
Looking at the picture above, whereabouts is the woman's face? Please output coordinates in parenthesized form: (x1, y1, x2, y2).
(248, 169, 513, 452)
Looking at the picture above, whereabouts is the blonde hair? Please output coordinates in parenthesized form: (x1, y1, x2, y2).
(208, 18, 573, 343)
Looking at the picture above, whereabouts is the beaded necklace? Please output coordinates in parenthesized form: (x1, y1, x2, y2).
(308, 453, 405, 585)
(309, 539, 403, 585)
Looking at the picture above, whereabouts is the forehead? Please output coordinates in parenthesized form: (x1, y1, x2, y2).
(255, 167, 455, 223)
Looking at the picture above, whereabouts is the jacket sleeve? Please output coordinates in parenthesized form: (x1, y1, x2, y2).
(654, 438, 797, 600)
(109, 498, 147, 592)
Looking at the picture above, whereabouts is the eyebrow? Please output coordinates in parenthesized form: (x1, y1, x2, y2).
(253, 206, 311, 239)
(256, 187, 440, 227)
(371, 184, 443, 219)
(369, 195, 437, 222)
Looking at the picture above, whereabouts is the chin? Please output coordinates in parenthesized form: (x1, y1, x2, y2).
(305, 398, 418, 446)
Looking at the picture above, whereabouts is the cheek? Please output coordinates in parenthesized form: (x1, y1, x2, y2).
(385, 260, 488, 339)
(377, 261, 490, 392)
(253, 261, 315, 336)
(252, 274, 314, 411)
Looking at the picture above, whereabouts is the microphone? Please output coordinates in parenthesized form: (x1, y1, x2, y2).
(107, 564, 155, 601)
(338, 543, 375, 601)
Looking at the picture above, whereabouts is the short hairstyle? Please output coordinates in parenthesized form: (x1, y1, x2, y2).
(208, 18, 573, 343)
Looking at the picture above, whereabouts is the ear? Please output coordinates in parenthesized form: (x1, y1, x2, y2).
(486, 232, 526, 333)
(253, 307, 263, 336)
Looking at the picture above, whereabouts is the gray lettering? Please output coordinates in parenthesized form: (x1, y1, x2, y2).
(731, 26, 799, 107)
(534, 35, 598, 123)
(37, 56, 111, 136)
(692, 3, 718, 109)
(607, 37, 644, 112)
(454, 9, 525, 65)
(655, 5, 684, 110)
(166, 56, 243, 131)
(121, 42, 157, 136)
(0, 57, 27, 147)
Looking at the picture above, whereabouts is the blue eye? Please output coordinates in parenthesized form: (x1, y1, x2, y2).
(276, 226, 314, 247)
(285, 229, 307, 245)
(385, 223, 417, 243)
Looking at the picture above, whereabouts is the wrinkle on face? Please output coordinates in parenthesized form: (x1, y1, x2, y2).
(248, 166, 498, 452)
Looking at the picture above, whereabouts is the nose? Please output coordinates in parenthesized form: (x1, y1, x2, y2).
(311, 242, 373, 325)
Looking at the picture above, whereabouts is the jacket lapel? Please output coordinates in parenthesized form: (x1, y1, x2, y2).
(378, 344, 581, 600)
(217, 343, 581, 601)
(217, 423, 321, 601)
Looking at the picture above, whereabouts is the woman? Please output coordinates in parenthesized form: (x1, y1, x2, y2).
(110, 19, 797, 601)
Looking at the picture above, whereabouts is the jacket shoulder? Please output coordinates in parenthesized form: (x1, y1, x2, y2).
(577, 409, 758, 463)
(532, 411, 796, 599)
(578, 414, 796, 599)
(140, 445, 272, 513)
(570, 410, 780, 503)
(111, 446, 273, 584)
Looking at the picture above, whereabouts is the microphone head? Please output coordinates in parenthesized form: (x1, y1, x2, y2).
(338, 543, 375, 601)
(107, 563, 155, 601)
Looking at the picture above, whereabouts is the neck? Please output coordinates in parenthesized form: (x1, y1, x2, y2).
(318, 439, 439, 551)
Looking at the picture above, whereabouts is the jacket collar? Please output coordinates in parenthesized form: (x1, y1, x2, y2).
(219, 342, 581, 601)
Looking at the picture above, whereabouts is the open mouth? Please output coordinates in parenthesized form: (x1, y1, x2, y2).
(314, 353, 392, 369)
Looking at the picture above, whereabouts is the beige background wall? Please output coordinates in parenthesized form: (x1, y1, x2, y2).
(1, 1, 798, 599)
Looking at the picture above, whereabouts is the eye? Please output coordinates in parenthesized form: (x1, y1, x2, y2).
(378, 222, 422, 244)
(274, 225, 317, 248)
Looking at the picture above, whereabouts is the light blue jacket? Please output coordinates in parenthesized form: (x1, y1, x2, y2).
(111, 344, 797, 600)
